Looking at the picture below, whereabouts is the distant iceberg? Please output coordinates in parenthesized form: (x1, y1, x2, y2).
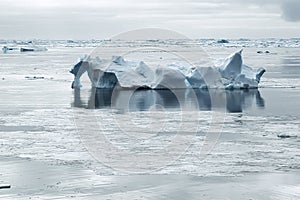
(20, 46, 48, 52)
(217, 39, 229, 44)
(2, 45, 48, 53)
(70, 50, 265, 90)
(2, 46, 18, 53)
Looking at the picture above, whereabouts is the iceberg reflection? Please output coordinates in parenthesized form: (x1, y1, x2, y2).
(73, 88, 265, 113)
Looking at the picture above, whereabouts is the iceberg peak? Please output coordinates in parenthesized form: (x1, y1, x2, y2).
(219, 49, 243, 80)
(112, 56, 125, 65)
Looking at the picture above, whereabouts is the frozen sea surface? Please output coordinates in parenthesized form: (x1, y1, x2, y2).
(0, 40, 299, 199)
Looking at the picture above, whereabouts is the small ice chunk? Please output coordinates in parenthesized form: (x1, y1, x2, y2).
(0, 184, 11, 189)
(217, 39, 229, 43)
(277, 133, 297, 139)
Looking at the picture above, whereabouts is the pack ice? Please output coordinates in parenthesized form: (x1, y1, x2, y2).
(70, 50, 265, 90)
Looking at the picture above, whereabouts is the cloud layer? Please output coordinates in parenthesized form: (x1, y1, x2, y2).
(0, 0, 299, 39)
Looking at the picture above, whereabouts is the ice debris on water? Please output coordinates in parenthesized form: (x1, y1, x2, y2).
(2, 45, 47, 53)
(277, 134, 297, 139)
(257, 50, 270, 54)
(25, 76, 45, 80)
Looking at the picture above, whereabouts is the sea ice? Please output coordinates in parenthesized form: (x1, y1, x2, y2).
(70, 50, 265, 90)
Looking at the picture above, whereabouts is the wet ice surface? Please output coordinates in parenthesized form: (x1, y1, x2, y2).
(0, 42, 299, 199)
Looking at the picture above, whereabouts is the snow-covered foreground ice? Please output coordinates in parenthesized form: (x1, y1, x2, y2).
(0, 42, 299, 199)
(1, 157, 299, 200)
(0, 86, 299, 199)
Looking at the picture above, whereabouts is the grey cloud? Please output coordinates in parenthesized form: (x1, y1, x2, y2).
(210, 0, 300, 22)
(0, 0, 299, 39)
(281, 0, 300, 22)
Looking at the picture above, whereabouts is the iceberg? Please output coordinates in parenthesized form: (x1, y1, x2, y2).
(217, 39, 229, 44)
(2, 46, 18, 53)
(2, 45, 47, 53)
(70, 50, 265, 90)
(20, 46, 48, 52)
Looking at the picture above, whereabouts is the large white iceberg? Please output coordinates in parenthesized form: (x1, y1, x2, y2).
(70, 50, 265, 90)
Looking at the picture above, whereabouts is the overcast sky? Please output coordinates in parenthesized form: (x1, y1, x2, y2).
(0, 0, 299, 39)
